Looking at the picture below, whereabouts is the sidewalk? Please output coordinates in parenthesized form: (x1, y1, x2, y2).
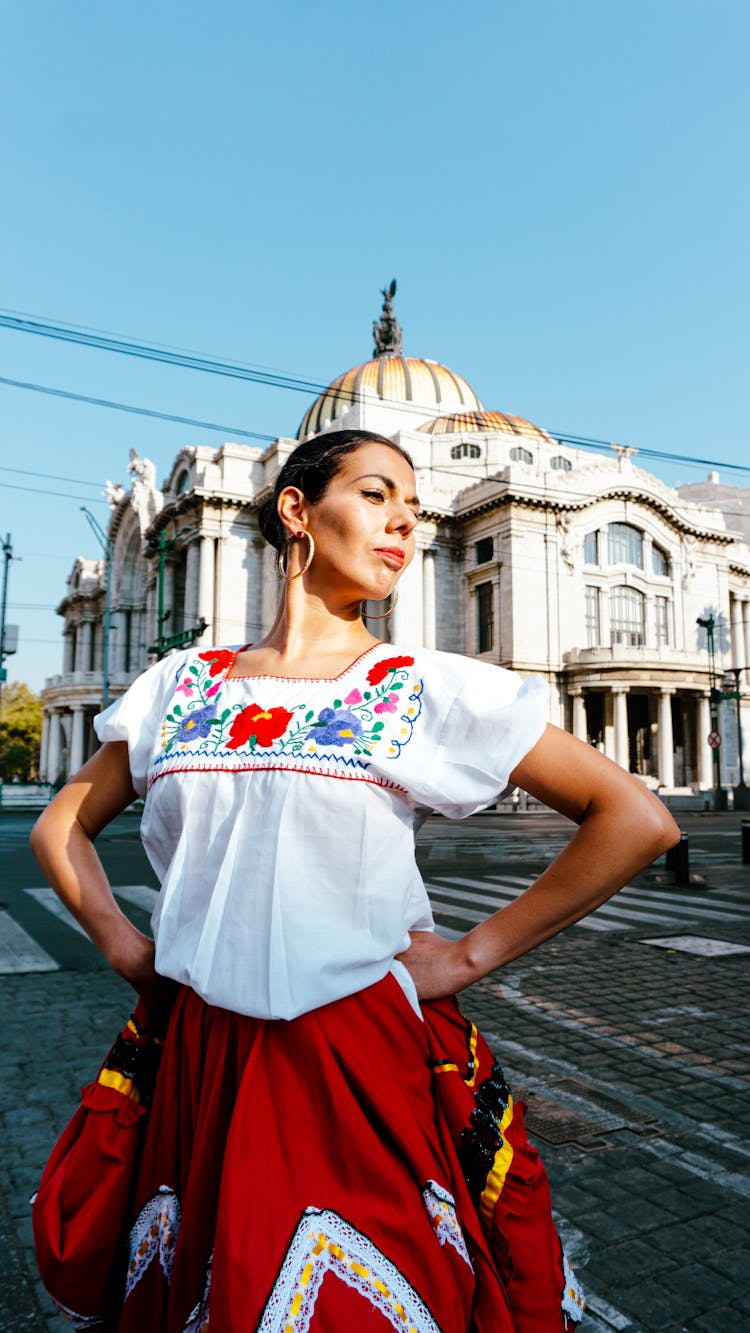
(1, 866, 748, 1331)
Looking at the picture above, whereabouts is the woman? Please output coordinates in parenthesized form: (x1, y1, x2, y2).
(31, 429, 679, 1333)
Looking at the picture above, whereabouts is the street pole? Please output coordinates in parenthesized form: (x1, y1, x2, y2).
(0, 534, 14, 805)
(697, 614, 726, 810)
(81, 509, 113, 710)
(147, 527, 207, 659)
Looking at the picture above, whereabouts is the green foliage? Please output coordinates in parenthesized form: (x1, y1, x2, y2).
(0, 681, 43, 782)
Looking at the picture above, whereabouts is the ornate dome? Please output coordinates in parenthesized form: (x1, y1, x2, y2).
(418, 409, 553, 442)
(297, 281, 483, 439)
(297, 356, 483, 439)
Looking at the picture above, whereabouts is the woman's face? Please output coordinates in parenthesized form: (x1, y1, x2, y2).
(285, 443, 420, 604)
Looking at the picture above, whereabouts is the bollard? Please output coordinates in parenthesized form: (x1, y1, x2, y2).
(743, 820, 750, 866)
(665, 832, 690, 886)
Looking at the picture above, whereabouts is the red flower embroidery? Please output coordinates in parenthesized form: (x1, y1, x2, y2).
(366, 655, 414, 687)
(198, 649, 236, 678)
(227, 703, 294, 749)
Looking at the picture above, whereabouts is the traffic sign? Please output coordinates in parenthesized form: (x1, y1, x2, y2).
(707, 731, 721, 749)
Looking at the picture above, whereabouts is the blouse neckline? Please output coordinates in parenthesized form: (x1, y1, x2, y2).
(224, 641, 386, 684)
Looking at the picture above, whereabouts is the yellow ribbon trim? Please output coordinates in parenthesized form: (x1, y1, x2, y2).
(97, 1067, 141, 1104)
(432, 1019, 480, 1088)
(479, 1094, 514, 1226)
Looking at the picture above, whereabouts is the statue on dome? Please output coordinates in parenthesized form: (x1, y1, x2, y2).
(373, 279, 403, 358)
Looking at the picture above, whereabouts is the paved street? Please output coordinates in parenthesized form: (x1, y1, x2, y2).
(1, 808, 749, 1331)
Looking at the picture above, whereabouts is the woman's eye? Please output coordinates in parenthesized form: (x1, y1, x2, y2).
(363, 490, 385, 502)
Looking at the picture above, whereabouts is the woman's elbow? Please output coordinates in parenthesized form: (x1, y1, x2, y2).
(636, 790, 682, 859)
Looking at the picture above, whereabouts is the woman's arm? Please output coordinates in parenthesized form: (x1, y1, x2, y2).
(398, 724, 681, 1000)
(30, 741, 174, 1009)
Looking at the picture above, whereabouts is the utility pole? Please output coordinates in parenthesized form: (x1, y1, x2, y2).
(81, 509, 113, 710)
(0, 534, 15, 804)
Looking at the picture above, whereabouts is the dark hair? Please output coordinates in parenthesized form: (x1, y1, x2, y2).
(257, 429, 415, 553)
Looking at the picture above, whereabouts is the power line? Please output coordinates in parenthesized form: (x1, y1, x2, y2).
(0, 375, 275, 443)
(1, 307, 749, 481)
(0, 463, 103, 489)
(0, 481, 108, 503)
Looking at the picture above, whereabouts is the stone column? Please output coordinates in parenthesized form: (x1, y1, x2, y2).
(198, 537, 216, 642)
(697, 694, 713, 788)
(743, 599, 750, 682)
(612, 686, 630, 770)
(657, 688, 675, 788)
(39, 711, 50, 783)
(261, 543, 278, 634)
(731, 596, 746, 672)
(422, 549, 437, 650)
(184, 541, 200, 629)
(63, 630, 75, 674)
(570, 689, 586, 741)
(69, 706, 86, 775)
(389, 585, 409, 644)
(46, 710, 61, 785)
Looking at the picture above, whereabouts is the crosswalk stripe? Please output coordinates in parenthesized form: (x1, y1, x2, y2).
(426, 882, 625, 933)
(617, 888, 747, 922)
(114, 885, 159, 913)
(428, 875, 698, 931)
(25, 888, 89, 938)
(0, 910, 59, 974)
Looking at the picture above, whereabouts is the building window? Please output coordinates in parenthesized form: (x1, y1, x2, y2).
(655, 596, 671, 646)
(475, 536, 493, 565)
(510, 446, 533, 465)
(607, 522, 643, 569)
(652, 543, 669, 577)
(610, 586, 645, 646)
(450, 441, 481, 460)
(175, 470, 190, 496)
(550, 455, 572, 472)
(583, 531, 599, 565)
(476, 581, 494, 653)
(585, 586, 601, 648)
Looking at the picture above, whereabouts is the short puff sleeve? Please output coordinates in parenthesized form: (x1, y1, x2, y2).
(412, 653, 549, 819)
(93, 652, 187, 797)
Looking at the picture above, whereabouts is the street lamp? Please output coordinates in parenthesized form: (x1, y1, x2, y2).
(81, 508, 113, 710)
(145, 528, 207, 659)
(696, 615, 726, 810)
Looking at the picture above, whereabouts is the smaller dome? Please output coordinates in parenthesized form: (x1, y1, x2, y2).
(418, 409, 553, 442)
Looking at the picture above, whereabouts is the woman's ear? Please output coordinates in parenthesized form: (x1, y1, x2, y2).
(276, 486, 308, 535)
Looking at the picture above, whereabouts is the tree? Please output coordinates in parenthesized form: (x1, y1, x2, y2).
(0, 682, 43, 782)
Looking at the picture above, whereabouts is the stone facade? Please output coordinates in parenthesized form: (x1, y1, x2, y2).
(41, 337, 750, 800)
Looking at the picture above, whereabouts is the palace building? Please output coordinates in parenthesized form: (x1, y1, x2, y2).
(41, 287, 750, 802)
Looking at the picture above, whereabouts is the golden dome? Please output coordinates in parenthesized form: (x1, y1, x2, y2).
(418, 409, 553, 442)
(297, 356, 483, 440)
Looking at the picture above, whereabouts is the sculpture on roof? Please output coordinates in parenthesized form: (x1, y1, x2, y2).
(373, 279, 403, 358)
(127, 448, 164, 536)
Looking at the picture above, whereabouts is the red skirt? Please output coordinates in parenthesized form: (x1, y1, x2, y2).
(40, 976, 584, 1332)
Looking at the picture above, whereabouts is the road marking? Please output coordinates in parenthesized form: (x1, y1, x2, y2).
(0, 910, 59, 974)
(114, 885, 159, 913)
(427, 881, 625, 932)
(25, 888, 89, 938)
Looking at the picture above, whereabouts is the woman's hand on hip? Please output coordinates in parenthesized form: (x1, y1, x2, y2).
(395, 931, 473, 1000)
(108, 926, 178, 1014)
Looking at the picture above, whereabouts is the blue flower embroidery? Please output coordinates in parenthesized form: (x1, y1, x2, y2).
(175, 704, 217, 744)
(312, 707, 363, 747)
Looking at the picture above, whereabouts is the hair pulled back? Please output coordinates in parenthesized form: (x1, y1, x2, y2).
(257, 430, 415, 554)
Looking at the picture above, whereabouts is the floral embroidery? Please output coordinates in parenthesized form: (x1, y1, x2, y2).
(227, 704, 295, 750)
(174, 704, 217, 745)
(313, 707, 363, 746)
(198, 648, 236, 677)
(155, 649, 424, 784)
(366, 655, 414, 687)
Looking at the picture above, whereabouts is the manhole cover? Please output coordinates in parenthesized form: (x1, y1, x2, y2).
(545, 1077, 658, 1131)
(515, 1076, 659, 1149)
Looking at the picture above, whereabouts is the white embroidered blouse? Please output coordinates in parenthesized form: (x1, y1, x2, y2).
(93, 643, 549, 1021)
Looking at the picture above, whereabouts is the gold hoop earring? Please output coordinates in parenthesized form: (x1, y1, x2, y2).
(278, 531, 315, 580)
(363, 590, 399, 620)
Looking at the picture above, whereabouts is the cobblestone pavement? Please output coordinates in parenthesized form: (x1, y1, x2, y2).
(1, 810, 749, 1331)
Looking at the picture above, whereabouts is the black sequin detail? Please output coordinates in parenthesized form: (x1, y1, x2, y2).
(459, 1061, 512, 1204)
(101, 1016, 164, 1110)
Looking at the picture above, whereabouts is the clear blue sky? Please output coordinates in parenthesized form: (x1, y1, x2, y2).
(1, 0, 748, 692)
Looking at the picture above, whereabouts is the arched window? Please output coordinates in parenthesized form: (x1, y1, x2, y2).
(550, 455, 572, 472)
(652, 543, 670, 577)
(583, 531, 600, 565)
(510, 446, 533, 465)
(175, 469, 190, 496)
(610, 586, 645, 646)
(450, 441, 481, 460)
(607, 522, 643, 569)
